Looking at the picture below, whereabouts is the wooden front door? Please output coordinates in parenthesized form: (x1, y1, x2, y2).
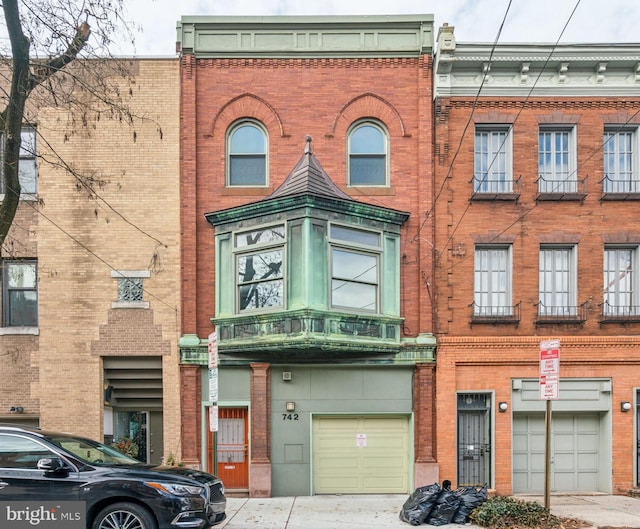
(208, 407, 249, 489)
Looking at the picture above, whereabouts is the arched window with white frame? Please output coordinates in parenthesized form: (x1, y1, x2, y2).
(347, 121, 389, 186)
(227, 120, 268, 187)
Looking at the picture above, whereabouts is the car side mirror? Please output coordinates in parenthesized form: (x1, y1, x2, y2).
(37, 457, 68, 476)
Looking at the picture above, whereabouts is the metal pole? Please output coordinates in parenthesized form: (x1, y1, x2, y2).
(544, 398, 552, 510)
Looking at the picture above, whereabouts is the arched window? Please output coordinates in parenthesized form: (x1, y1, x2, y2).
(227, 121, 268, 186)
(347, 121, 388, 186)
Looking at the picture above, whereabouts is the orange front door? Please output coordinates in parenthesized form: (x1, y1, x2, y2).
(208, 407, 249, 489)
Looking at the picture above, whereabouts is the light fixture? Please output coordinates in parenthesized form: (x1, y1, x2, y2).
(498, 402, 508, 413)
(286, 401, 295, 412)
(621, 401, 632, 412)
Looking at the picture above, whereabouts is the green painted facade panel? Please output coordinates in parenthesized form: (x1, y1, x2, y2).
(201, 366, 250, 402)
(270, 365, 413, 496)
(178, 15, 434, 58)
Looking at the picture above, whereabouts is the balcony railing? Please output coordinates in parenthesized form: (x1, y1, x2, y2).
(470, 175, 521, 201)
(536, 175, 587, 201)
(470, 301, 521, 325)
(535, 301, 588, 325)
(599, 301, 640, 323)
(601, 175, 640, 200)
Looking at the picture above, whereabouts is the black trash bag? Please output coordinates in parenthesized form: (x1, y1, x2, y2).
(399, 483, 441, 526)
(425, 488, 461, 526)
(451, 484, 488, 524)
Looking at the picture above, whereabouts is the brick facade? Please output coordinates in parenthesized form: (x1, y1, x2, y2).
(433, 31, 640, 495)
(178, 16, 437, 493)
(0, 59, 182, 461)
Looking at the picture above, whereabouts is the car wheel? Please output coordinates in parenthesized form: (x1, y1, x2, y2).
(92, 502, 157, 529)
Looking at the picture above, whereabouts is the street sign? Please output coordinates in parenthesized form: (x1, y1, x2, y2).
(539, 374, 559, 399)
(208, 368, 218, 403)
(209, 405, 218, 432)
(539, 339, 560, 400)
(208, 332, 218, 368)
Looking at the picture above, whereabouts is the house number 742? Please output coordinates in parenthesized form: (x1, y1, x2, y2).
(282, 413, 299, 420)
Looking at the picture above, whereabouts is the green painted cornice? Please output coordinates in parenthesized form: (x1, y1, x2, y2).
(178, 326, 436, 366)
(205, 194, 409, 228)
(177, 15, 434, 58)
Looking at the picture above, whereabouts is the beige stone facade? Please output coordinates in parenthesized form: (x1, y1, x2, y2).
(0, 58, 182, 464)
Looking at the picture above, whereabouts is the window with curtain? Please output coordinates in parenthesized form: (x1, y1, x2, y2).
(538, 128, 576, 193)
(603, 246, 638, 316)
(603, 128, 637, 193)
(539, 246, 576, 316)
(474, 246, 511, 316)
(474, 126, 512, 193)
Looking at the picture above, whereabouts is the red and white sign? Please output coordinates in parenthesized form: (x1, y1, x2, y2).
(539, 340, 560, 400)
(208, 332, 218, 368)
(209, 405, 218, 432)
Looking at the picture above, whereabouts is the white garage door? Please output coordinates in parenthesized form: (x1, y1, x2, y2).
(312, 415, 410, 494)
(513, 412, 600, 493)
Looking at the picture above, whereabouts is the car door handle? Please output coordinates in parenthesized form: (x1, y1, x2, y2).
(0, 481, 8, 490)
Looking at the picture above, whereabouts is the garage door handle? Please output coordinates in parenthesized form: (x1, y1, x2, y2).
(0, 481, 8, 490)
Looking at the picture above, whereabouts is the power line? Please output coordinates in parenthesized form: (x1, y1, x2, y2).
(6, 185, 178, 314)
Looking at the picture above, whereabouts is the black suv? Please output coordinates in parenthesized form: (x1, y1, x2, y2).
(0, 425, 226, 529)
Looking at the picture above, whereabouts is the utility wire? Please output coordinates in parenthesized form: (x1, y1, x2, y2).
(440, 0, 583, 269)
(6, 185, 178, 313)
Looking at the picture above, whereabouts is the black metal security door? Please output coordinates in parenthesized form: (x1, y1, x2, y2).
(457, 393, 491, 486)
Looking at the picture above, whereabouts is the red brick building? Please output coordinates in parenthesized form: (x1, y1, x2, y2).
(433, 25, 640, 495)
(177, 15, 437, 496)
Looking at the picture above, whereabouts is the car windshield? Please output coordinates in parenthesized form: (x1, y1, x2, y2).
(47, 435, 141, 465)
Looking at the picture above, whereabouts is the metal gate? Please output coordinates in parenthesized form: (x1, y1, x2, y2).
(457, 393, 491, 486)
(208, 407, 249, 490)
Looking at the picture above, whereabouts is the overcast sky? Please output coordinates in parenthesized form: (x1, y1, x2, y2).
(120, 0, 640, 56)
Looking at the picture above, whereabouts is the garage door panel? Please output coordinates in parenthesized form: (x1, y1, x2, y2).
(313, 416, 409, 494)
(513, 413, 601, 493)
(554, 433, 575, 450)
(577, 453, 598, 469)
(578, 434, 598, 451)
(554, 455, 574, 471)
(317, 456, 360, 471)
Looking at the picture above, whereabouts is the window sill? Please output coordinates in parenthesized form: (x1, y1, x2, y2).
(221, 187, 271, 197)
(600, 192, 640, 201)
(345, 186, 395, 196)
(599, 315, 640, 324)
(536, 192, 587, 202)
(111, 301, 150, 309)
(0, 193, 38, 201)
(470, 315, 520, 325)
(0, 326, 39, 335)
(470, 192, 520, 202)
(535, 316, 586, 325)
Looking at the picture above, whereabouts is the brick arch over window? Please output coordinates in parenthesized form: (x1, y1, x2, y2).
(327, 93, 410, 139)
(209, 93, 288, 138)
(601, 110, 640, 125)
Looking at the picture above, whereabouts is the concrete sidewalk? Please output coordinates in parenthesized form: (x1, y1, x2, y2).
(218, 493, 640, 529)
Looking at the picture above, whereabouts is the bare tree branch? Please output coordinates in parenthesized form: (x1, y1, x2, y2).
(30, 21, 91, 88)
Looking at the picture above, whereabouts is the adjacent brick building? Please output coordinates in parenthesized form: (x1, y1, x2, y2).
(0, 58, 182, 464)
(433, 25, 640, 494)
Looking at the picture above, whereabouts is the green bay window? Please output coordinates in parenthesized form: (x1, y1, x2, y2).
(235, 224, 285, 312)
(330, 224, 381, 313)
